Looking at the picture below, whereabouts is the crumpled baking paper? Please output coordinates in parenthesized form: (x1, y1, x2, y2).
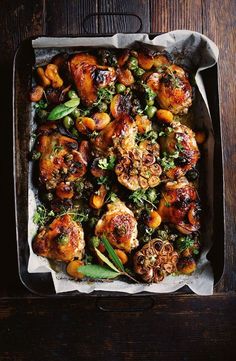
(28, 30, 219, 295)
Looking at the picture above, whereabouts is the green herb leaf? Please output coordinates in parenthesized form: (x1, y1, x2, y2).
(33, 205, 55, 227)
(97, 176, 109, 185)
(77, 264, 120, 279)
(64, 98, 80, 108)
(160, 151, 179, 171)
(98, 155, 116, 170)
(176, 236, 195, 252)
(136, 130, 158, 144)
(101, 235, 125, 272)
(105, 192, 118, 204)
(95, 248, 120, 273)
(129, 189, 156, 208)
(48, 104, 77, 120)
(34, 100, 48, 110)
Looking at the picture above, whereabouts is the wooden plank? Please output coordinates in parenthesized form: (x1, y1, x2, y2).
(150, 0, 202, 33)
(0, 295, 235, 360)
(98, 0, 150, 33)
(0, 0, 45, 298)
(202, 0, 236, 292)
(67, 0, 98, 35)
(45, 0, 68, 35)
(45, 0, 98, 35)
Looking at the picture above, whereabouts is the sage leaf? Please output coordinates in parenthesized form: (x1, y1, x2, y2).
(47, 104, 77, 120)
(64, 98, 80, 108)
(77, 264, 120, 279)
(95, 248, 120, 273)
(101, 235, 125, 272)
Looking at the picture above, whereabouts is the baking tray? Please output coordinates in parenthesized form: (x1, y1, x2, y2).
(13, 34, 224, 296)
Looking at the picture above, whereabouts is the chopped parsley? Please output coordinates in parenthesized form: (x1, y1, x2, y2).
(98, 155, 116, 170)
(160, 151, 179, 171)
(97, 176, 110, 185)
(105, 192, 118, 203)
(136, 130, 158, 144)
(176, 236, 196, 252)
(52, 144, 64, 155)
(129, 189, 157, 208)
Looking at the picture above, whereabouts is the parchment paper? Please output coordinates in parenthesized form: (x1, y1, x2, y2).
(28, 30, 219, 295)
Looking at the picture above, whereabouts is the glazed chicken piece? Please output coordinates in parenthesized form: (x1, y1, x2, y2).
(95, 199, 138, 253)
(69, 53, 116, 106)
(93, 113, 136, 154)
(36, 125, 88, 190)
(33, 214, 85, 262)
(160, 122, 200, 179)
(145, 63, 192, 115)
(157, 177, 200, 234)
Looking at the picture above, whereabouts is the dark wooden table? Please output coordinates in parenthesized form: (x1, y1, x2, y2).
(0, 1, 236, 360)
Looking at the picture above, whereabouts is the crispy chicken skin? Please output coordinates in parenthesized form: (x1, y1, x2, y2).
(95, 199, 138, 252)
(33, 214, 85, 262)
(36, 126, 88, 189)
(69, 53, 116, 106)
(160, 122, 200, 179)
(146, 63, 192, 115)
(93, 113, 136, 153)
(157, 177, 200, 234)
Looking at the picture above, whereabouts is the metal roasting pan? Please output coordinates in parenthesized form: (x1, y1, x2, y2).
(13, 32, 224, 297)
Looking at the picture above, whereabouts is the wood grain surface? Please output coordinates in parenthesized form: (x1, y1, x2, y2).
(0, 0, 235, 360)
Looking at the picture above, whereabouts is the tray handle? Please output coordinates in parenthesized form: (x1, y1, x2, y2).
(83, 12, 143, 34)
(96, 297, 154, 312)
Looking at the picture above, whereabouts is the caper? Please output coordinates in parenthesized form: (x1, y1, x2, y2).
(186, 168, 199, 181)
(41, 192, 54, 203)
(146, 105, 157, 119)
(89, 217, 98, 229)
(68, 90, 79, 99)
(146, 99, 155, 106)
(147, 188, 157, 203)
(37, 109, 48, 120)
(127, 56, 138, 70)
(134, 67, 145, 77)
(46, 192, 54, 201)
(31, 151, 41, 160)
(176, 237, 186, 250)
(71, 108, 80, 118)
(90, 236, 100, 248)
(63, 116, 74, 129)
(71, 128, 79, 137)
(97, 102, 108, 112)
(116, 83, 126, 93)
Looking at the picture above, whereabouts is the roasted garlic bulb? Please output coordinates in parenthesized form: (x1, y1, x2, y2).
(134, 238, 179, 282)
(115, 147, 162, 191)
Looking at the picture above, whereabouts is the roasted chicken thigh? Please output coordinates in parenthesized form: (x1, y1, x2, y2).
(95, 199, 138, 252)
(33, 214, 85, 262)
(157, 177, 200, 234)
